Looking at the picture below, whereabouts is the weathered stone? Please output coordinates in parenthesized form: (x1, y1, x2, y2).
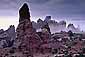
(16, 3, 41, 56)
(0, 25, 16, 48)
(19, 3, 30, 22)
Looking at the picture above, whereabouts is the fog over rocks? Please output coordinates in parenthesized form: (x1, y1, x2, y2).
(32, 16, 81, 34)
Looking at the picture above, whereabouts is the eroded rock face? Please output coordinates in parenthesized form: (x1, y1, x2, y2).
(0, 25, 15, 48)
(16, 3, 41, 56)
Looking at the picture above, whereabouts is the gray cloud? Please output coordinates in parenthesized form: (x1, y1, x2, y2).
(28, 0, 85, 20)
(0, 0, 28, 10)
(29, 0, 50, 4)
(0, 0, 84, 20)
(0, 0, 27, 16)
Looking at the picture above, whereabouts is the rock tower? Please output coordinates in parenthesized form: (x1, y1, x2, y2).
(16, 3, 41, 56)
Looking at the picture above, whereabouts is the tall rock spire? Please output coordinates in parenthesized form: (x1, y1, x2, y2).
(16, 3, 41, 56)
(19, 3, 30, 22)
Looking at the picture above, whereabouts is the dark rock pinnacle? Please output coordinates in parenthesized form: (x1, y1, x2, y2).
(19, 3, 30, 22)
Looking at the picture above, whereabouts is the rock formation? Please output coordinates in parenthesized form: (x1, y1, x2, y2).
(44, 16, 51, 23)
(0, 2, 84, 57)
(32, 16, 81, 34)
(67, 24, 80, 33)
(32, 17, 67, 34)
(0, 25, 15, 48)
(16, 3, 41, 56)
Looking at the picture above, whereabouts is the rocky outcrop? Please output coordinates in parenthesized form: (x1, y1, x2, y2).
(44, 16, 51, 23)
(0, 25, 15, 48)
(32, 17, 67, 33)
(37, 18, 47, 29)
(67, 24, 80, 33)
(32, 16, 81, 34)
(15, 3, 41, 56)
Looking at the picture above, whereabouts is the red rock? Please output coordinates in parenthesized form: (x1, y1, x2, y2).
(16, 3, 41, 56)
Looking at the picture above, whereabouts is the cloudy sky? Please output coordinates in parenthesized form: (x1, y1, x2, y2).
(0, 0, 85, 31)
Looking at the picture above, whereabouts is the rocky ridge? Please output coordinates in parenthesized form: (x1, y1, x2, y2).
(32, 16, 81, 34)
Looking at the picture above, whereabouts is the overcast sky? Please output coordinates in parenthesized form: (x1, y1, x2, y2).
(0, 0, 85, 31)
